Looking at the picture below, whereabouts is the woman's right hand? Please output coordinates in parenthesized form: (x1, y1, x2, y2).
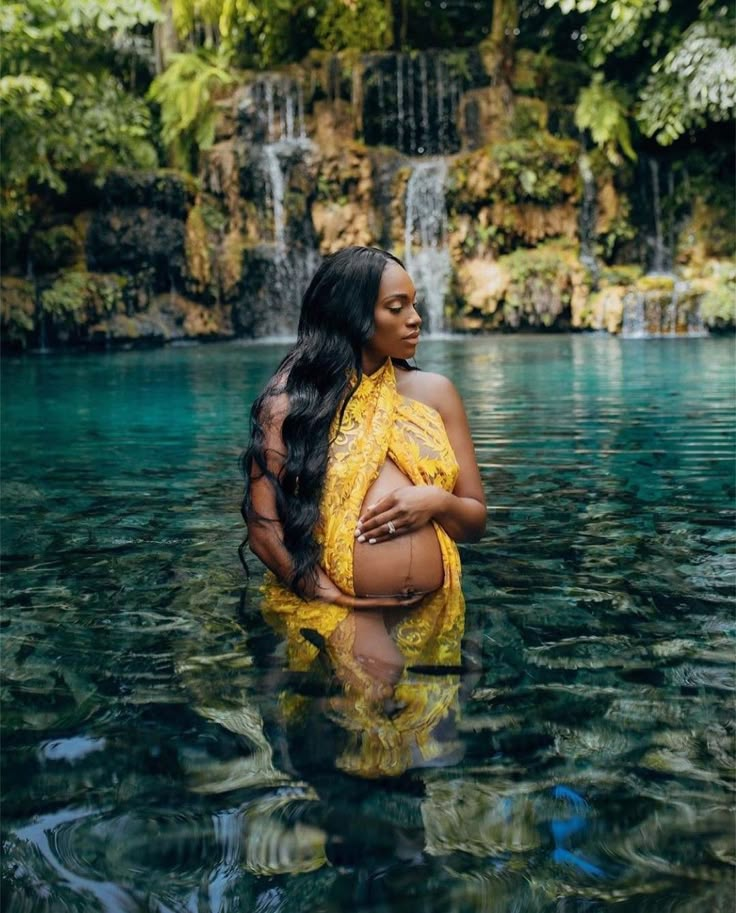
(312, 567, 426, 610)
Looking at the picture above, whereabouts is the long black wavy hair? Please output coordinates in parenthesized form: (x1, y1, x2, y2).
(239, 245, 414, 596)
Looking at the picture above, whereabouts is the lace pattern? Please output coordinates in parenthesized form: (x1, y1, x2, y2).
(263, 359, 464, 670)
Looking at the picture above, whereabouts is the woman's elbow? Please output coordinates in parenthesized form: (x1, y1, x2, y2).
(465, 504, 488, 542)
(246, 523, 271, 562)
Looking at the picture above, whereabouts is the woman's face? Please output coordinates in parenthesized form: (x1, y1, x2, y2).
(363, 261, 422, 366)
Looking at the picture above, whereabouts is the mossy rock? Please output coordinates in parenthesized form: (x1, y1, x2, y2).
(1, 277, 36, 349)
(101, 169, 198, 218)
(185, 205, 212, 293)
(30, 225, 83, 273)
(699, 261, 736, 329)
(677, 197, 736, 268)
(510, 98, 549, 139)
(497, 241, 588, 329)
(449, 134, 579, 211)
(636, 275, 675, 293)
(599, 264, 643, 285)
(491, 136, 579, 205)
(40, 270, 127, 325)
(219, 229, 246, 299)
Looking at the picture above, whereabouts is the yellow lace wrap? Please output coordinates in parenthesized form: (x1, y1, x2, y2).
(260, 358, 466, 777)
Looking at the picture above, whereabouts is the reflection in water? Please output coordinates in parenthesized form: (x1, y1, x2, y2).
(263, 586, 466, 780)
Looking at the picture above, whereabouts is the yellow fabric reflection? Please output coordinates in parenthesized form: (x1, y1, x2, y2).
(261, 357, 466, 778)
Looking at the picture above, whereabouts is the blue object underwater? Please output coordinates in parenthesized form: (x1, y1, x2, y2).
(549, 785, 607, 879)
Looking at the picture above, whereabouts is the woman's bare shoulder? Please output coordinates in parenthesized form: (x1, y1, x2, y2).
(394, 365, 460, 416)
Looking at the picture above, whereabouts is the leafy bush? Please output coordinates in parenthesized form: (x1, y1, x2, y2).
(147, 50, 234, 170)
(575, 75, 635, 165)
(700, 263, 736, 328)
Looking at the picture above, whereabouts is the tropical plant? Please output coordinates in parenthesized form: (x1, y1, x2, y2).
(0, 0, 161, 259)
(147, 48, 234, 169)
(167, 0, 319, 67)
(637, 15, 736, 144)
(575, 74, 635, 163)
(542, 0, 733, 147)
(316, 0, 393, 52)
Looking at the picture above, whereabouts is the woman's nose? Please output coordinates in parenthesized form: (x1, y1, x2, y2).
(408, 309, 422, 327)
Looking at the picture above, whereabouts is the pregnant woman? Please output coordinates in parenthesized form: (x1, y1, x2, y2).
(241, 247, 486, 771)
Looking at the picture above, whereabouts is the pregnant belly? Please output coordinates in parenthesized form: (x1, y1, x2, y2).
(352, 458, 444, 598)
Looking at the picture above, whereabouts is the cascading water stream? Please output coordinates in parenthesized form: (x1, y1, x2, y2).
(404, 159, 451, 334)
(263, 145, 286, 249)
(365, 53, 462, 155)
(578, 152, 599, 283)
(246, 75, 319, 336)
(621, 279, 708, 338)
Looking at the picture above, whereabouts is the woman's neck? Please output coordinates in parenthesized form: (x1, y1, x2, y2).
(361, 353, 390, 376)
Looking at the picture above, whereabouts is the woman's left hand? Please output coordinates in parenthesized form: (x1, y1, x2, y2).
(355, 485, 445, 544)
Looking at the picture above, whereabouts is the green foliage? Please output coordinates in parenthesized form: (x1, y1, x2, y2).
(171, 0, 316, 68)
(41, 270, 126, 322)
(1, 70, 157, 192)
(700, 263, 736, 328)
(498, 242, 584, 328)
(147, 49, 234, 169)
(0, 278, 36, 349)
(172, 0, 226, 41)
(543, 0, 730, 147)
(444, 51, 473, 82)
(460, 223, 500, 257)
(41, 272, 89, 319)
(316, 0, 392, 52)
(0, 0, 160, 254)
(575, 75, 635, 164)
(491, 136, 579, 205)
(29, 225, 83, 271)
(637, 18, 736, 144)
(543, 0, 672, 65)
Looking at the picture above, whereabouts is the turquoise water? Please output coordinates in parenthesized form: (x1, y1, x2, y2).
(2, 335, 734, 912)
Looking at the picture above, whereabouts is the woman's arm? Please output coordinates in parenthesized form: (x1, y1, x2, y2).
(355, 374, 487, 544)
(429, 374, 487, 542)
(247, 395, 426, 609)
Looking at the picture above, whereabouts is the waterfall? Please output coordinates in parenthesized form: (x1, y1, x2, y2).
(419, 54, 430, 155)
(362, 53, 463, 155)
(404, 159, 451, 333)
(407, 57, 417, 154)
(435, 55, 446, 153)
(621, 281, 709, 338)
(396, 57, 404, 152)
(238, 75, 319, 338)
(578, 152, 599, 282)
(260, 75, 305, 143)
(648, 158, 672, 274)
(621, 291, 647, 338)
(262, 145, 286, 248)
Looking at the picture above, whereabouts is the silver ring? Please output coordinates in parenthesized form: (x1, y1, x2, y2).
(387, 520, 396, 535)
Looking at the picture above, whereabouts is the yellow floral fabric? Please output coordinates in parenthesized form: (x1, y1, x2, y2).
(260, 357, 466, 777)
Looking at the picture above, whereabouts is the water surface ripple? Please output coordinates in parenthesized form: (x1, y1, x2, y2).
(2, 336, 734, 912)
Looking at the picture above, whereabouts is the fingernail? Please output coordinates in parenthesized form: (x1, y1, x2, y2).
(368, 538, 376, 544)
(357, 535, 365, 543)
